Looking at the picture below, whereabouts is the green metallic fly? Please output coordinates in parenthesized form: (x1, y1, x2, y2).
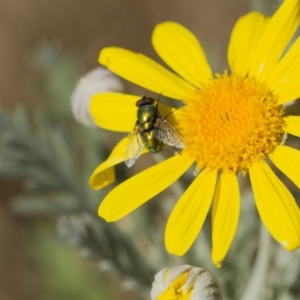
(125, 96, 186, 167)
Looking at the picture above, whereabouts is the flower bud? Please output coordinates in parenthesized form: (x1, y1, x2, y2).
(150, 265, 222, 300)
(71, 67, 124, 127)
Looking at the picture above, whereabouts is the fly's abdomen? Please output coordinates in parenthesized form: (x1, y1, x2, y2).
(141, 131, 162, 153)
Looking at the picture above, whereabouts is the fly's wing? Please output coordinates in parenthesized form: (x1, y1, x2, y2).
(154, 116, 186, 150)
(125, 124, 144, 167)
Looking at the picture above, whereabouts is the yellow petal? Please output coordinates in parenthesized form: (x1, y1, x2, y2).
(152, 22, 212, 87)
(90, 92, 139, 132)
(267, 37, 300, 104)
(249, 161, 300, 251)
(269, 145, 300, 189)
(99, 154, 193, 221)
(275, 80, 300, 105)
(228, 12, 269, 77)
(212, 172, 240, 268)
(89, 137, 147, 190)
(248, 0, 300, 79)
(284, 116, 300, 138)
(90, 167, 115, 191)
(165, 168, 217, 256)
(99, 47, 195, 100)
(90, 92, 176, 132)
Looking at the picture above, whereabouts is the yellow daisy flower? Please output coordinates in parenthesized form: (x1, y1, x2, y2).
(90, 0, 300, 267)
(150, 265, 222, 300)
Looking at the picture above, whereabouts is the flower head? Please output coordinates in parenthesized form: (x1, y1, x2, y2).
(90, 0, 300, 267)
(150, 265, 222, 300)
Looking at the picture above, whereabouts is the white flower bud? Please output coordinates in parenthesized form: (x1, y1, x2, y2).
(151, 265, 222, 300)
(71, 67, 124, 127)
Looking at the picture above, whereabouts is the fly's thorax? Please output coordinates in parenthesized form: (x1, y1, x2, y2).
(140, 130, 162, 153)
(137, 105, 156, 130)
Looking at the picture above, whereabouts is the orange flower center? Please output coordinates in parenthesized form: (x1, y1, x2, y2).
(178, 73, 285, 173)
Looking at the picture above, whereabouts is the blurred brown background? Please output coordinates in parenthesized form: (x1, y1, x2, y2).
(0, 0, 277, 299)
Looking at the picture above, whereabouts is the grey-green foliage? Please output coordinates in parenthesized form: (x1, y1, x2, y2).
(0, 106, 154, 298)
(32, 42, 81, 118)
